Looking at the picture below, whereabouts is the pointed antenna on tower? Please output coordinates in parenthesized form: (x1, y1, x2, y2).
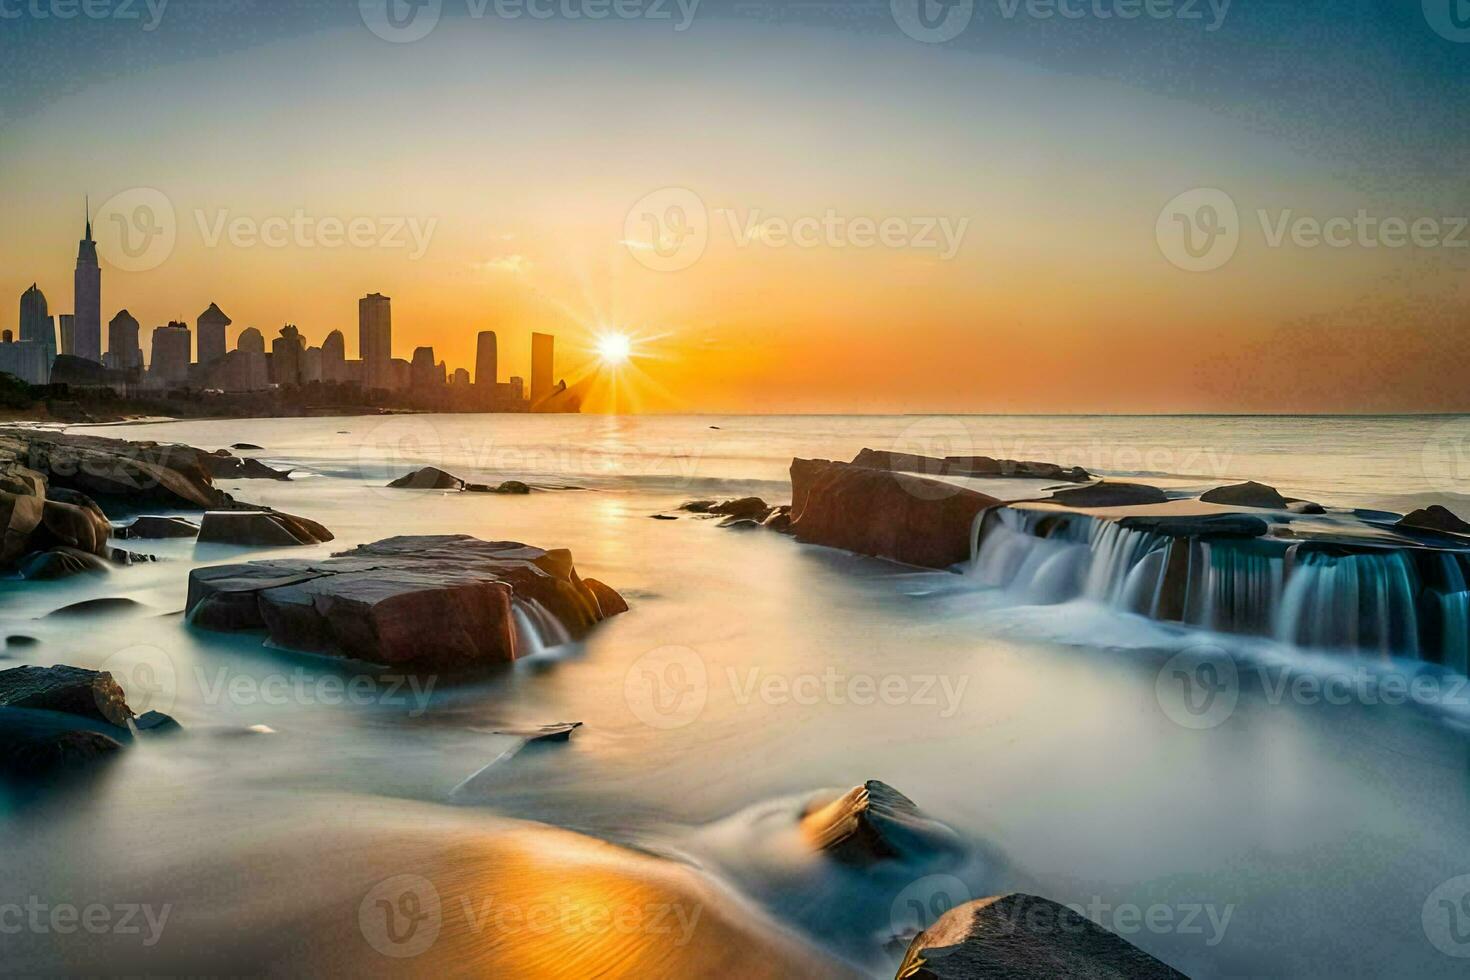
(85, 194, 93, 240)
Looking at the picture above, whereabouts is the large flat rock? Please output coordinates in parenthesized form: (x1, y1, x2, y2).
(186, 535, 627, 668)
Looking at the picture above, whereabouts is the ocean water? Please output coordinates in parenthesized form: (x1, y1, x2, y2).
(4, 413, 1470, 977)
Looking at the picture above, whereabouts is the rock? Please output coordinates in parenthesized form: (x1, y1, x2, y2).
(0, 664, 134, 727)
(495, 480, 531, 495)
(1117, 513, 1270, 539)
(789, 458, 998, 569)
(387, 466, 465, 490)
(186, 535, 627, 668)
(1286, 499, 1326, 515)
(1, 429, 227, 509)
(718, 516, 764, 530)
(711, 497, 771, 520)
(486, 722, 582, 741)
(135, 709, 182, 734)
(583, 577, 630, 616)
(19, 547, 111, 580)
(231, 443, 264, 450)
(0, 484, 45, 566)
(120, 515, 201, 539)
(896, 893, 1187, 979)
(6, 635, 38, 647)
(0, 722, 124, 782)
(649, 514, 678, 520)
(679, 500, 718, 514)
(47, 597, 145, 618)
(851, 448, 1090, 483)
(800, 780, 965, 867)
(1047, 483, 1169, 508)
(202, 454, 292, 480)
(1200, 480, 1290, 509)
(38, 488, 112, 554)
(763, 508, 794, 533)
(197, 510, 333, 547)
(1398, 505, 1470, 536)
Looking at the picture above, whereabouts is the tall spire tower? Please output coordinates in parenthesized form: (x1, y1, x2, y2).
(73, 194, 102, 363)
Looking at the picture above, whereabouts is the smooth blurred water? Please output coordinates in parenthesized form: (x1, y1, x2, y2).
(4, 413, 1470, 977)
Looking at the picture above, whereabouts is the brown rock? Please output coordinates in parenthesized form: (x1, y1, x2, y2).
(1199, 481, 1290, 509)
(799, 780, 964, 867)
(897, 893, 1188, 979)
(187, 535, 623, 668)
(788, 458, 997, 569)
(387, 466, 465, 490)
(120, 515, 201, 539)
(1047, 483, 1169, 508)
(583, 577, 630, 616)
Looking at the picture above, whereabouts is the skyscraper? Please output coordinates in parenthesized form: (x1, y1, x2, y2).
(322, 329, 346, 382)
(410, 346, 437, 388)
(271, 324, 305, 385)
(149, 322, 191, 384)
(19, 284, 54, 363)
(236, 327, 265, 354)
(73, 199, 102, 364)
(107, 309, 142, 370)
(530, 332, 554, 406)
(197, 302, 231, 366)
(475, 330, 498, 386)
(57, 314, 75, 356)
(358, 292, 391, 389)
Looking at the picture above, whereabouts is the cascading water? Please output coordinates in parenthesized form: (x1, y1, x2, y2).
(970, 507, 1470, 670)
(511, 598, 573, 657)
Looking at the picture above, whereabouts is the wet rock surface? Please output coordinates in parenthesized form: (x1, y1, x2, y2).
(799, 780, 964, 867)
(197, 510, 333, 547)
(186, 534, 627, 668)
(0, 664, 134, 727)
(896, 893, 1188, 979)
(851, 448, 1090, 483)
(119, 515, 201, 539)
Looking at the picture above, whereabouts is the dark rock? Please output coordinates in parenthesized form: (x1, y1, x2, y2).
(120, 515, 200, 539)
(679, 500, 718, 514)
(1118, 513, 1270, 539)
(387, 466, 465, 490)
(1286, 500, 1326, 515)
(0, 664, 134, 727)
(197, 510, 333, 547)
(6, 635, 38, 647)
(1, 429, 227, 509)
(800, 780, 965, 868)
(47, 596, 145, 618)
(488, 722, 582, 741)
(1047, 483, 1169, 508)
(851, 448, 1091, 483)
(0, 720, 124, 782)
(19, 547, 111, 580)
(202, 454, 292, 481)
(1398, 505, 1470, 536)
(186, 535, 627, 668)
(495, 480, 531, 495)
(649, 514, 678, 520)
(762, 506, 793, 533)
(231, 443, 264, 450)
(1200, 480, 1290, 509)
(789, 458, 998, 569)
(711, 497, 771, 520)
(134, 710, 182, 734)
(896, 892, 1187, 979)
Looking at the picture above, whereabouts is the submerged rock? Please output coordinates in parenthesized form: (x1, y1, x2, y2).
(489, 722, 582, 741)
(1047, 482, 1169, 508)
(799, 780, 964, 867)
(120, 515, 201, 539)
(1200, 481, 1290, 509)
(1398, 505, 1470, 536)
(789, 458, 997, 569)
(231, 443, 264, 451)
(1118, 513, 1270, 539)
(19, 547, 111, 580)
(388, 466, 465, 490)
(202, 454, 292, 481)
(711, 497, 771, 520)
(896, 893, 1187, 979)
(851, 448, 1090, 483)
(186, 534, 627, 668)
(197, 510, 333, 547)
(47, 597, 146, 618)
(465, 480, 532, 494)
(0, 721, 124, 782)
(0, 664, 134, 727)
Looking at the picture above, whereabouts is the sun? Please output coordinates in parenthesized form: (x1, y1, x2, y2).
(595, 332, 633, 365)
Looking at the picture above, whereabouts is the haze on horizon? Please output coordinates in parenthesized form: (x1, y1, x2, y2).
(1, 1, 1467, 414)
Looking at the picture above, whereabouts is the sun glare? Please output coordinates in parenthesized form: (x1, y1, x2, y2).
(596, 333, 633, 365)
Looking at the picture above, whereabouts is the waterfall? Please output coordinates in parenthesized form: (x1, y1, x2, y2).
(970, 506, 1467, 666)
(511, 599, 573, 657)
(1274, 550, 1420, 658)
